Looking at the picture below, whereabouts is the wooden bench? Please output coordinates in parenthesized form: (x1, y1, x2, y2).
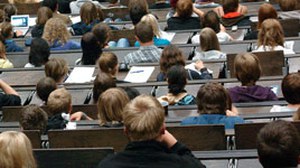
(34, 147, 114, 168)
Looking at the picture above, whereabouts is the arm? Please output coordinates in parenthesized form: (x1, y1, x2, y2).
(193, 6, 204, 18)
(70, 111, 93, 121)
(0, 79, 19, 96)
(194, 61, 213, 79)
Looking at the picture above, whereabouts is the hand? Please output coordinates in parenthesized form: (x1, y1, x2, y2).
(226, 109, 238, 116)
(70, 112, 92, 121)
(158, 130, 177, 149)
(15, 30, 23, 37)
(194, 60, 204, 70)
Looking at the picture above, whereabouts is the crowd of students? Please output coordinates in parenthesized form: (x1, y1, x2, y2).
(0, 0, 300, 167)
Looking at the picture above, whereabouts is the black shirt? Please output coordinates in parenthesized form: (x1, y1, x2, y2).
(166, 17, 201, 31)
(0, 93, 21, 108)
(98, 140, 206, 168)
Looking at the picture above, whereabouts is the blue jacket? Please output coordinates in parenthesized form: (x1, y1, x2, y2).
(181, 114, 245, 129)
(5, 39, 24, 52)
(50, 40, 81, 51)
(71, 20, 100, 35)
(134, 36, 170, 47)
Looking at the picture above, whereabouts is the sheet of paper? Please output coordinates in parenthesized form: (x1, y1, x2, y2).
(65, 67, 95, 83)
(161, 31, 176, 42)
(124, 66, 155, 83)
(70, 16, 81, 24)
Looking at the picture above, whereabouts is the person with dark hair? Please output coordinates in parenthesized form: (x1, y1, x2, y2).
(181, 82, 244, 129)
(42, 0, 72, 25)
(157, 44, 211, 81)
(192, 10, 232, 44)
(31, 7, 53, 38)
(128, 0, 148, 25)
(20, 104, 48, 134)
(122, 87, 140, 100)
(158, 65, 196, 106)
(124, 22, 162, 64)
(71, 2, 101, 35)
(78, 32, 102, 65)
(36, 77, 57, 105)
(0, 22, 23, 52)
(282, 72, 300, 108)
(218, 0, 251, 27)
(92, 72, 116, 103)
(257, 120, 300, 168)
(166, 0, 203, 30)
(3, 4, 17, 22)
(244, 3, 278, 40)
(25, 38, 50, 68)
(98, 94, 206, 168)
(228, 53, 278, 103)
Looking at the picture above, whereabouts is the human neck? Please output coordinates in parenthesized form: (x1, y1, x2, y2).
(140, 41, 154, 47)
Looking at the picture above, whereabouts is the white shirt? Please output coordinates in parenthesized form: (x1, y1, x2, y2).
(70, 0, 101, 14)
(191, 31, 232, 44)
(254, 45, 295, 55)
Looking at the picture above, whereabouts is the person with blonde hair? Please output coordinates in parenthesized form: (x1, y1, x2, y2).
(42, 18, 80, 50)
(254, 19, 294, 55)
(98, 95, 205, 168)
(31, 7, 53, 38)
(134, 14, 170, 47)
(47, 88, 92, 130)
(45, 58, 69, 84)
(71, 2, 101, 35)
(0, 131, 37, 168)
(228, 53, 278, 103)
(193, 27, 226, 60)
(0, 41, 13, 68)
(97, 88, 129, 127)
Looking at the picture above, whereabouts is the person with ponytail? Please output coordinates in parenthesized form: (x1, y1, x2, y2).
(157, 65, 196, 106)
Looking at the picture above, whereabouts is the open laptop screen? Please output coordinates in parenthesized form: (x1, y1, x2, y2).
(11, 15, 29, 28)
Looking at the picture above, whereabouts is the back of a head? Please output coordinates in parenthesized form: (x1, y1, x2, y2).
(81, 32, 101, 65)
(29, 38, 50, 67)
(97, 88, 130, 126)
(93, 72, 116, 103)
(170, 0, 178, 9)
(92, 23, 111, 48)
(36, 7, 53, 26)
(123, 95, 165, 141)
(222, 0, 239, 14)
(128, 0, 148, 25)
(197, 83, 227, 115)
(258, 3, 278, 29)
(203, 10, 221, 33)
(45, 58, 68, 83)
(0, 9, 5, 23)
(135, 21, 154, 43)
(36, 77, 57, 103)
(98, 52, 118, 75)
(258, 19, 284, 48)
(167, 65, 187, 95)
(0, 131, 37, 168)
(20, 104, 48, 133)
(282, 72, 300, 105)
(160, 44, 185, 74)
(234, 53, 261, 86)
(0, 22, 13, 42)
(200, 27, 220, 52)
(257, 120, 300, 168)
(47, 88, 71, 115)
(279, 0, 297, 11)
(80, 2, 98, 24)
(42, 18, 70, 45)
(42, 0, 58, 12)
(122, 87, 141, 100)
(141, 14, 161, 37)
(3, 4, 17, 22)
(176, 0, 193, 18)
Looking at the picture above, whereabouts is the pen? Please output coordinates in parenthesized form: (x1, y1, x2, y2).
(130, 70, 144, 74)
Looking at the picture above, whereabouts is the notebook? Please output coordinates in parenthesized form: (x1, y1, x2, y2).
(11, 15, 30, 36)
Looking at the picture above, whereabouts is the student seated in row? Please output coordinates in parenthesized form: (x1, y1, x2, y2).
(98, 95, 206, 168)
(0, 79, 21, 108)
(228, 53, 278, 103)
(97, 88, 130, 127)
(124, 21, 162, 64)
(157, 45, 212, 81)
(0, 22, 23, 52)
(98, 52, 124, 83)
(42, 18, 81, 51)
(36, 77, 57, 105)
(158, 65, 196, 106)
(46, 88, 92, 130)
(92, 72, 116, 104)
(257, 120, 300, 168)
(31, 7, 53, 38)
(42, 0, 72, 25)
(44, 58, 69, 85)
(181, 82, 244, 129)
(20, 104, 48, 134)
(70, 0, 102, 14)
(25, 38, 50, 68)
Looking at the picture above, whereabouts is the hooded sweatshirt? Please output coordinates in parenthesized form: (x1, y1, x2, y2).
(228, 85, 278, 103)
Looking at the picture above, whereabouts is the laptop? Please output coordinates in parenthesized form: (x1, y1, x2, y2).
(11, 15, 30, 36)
